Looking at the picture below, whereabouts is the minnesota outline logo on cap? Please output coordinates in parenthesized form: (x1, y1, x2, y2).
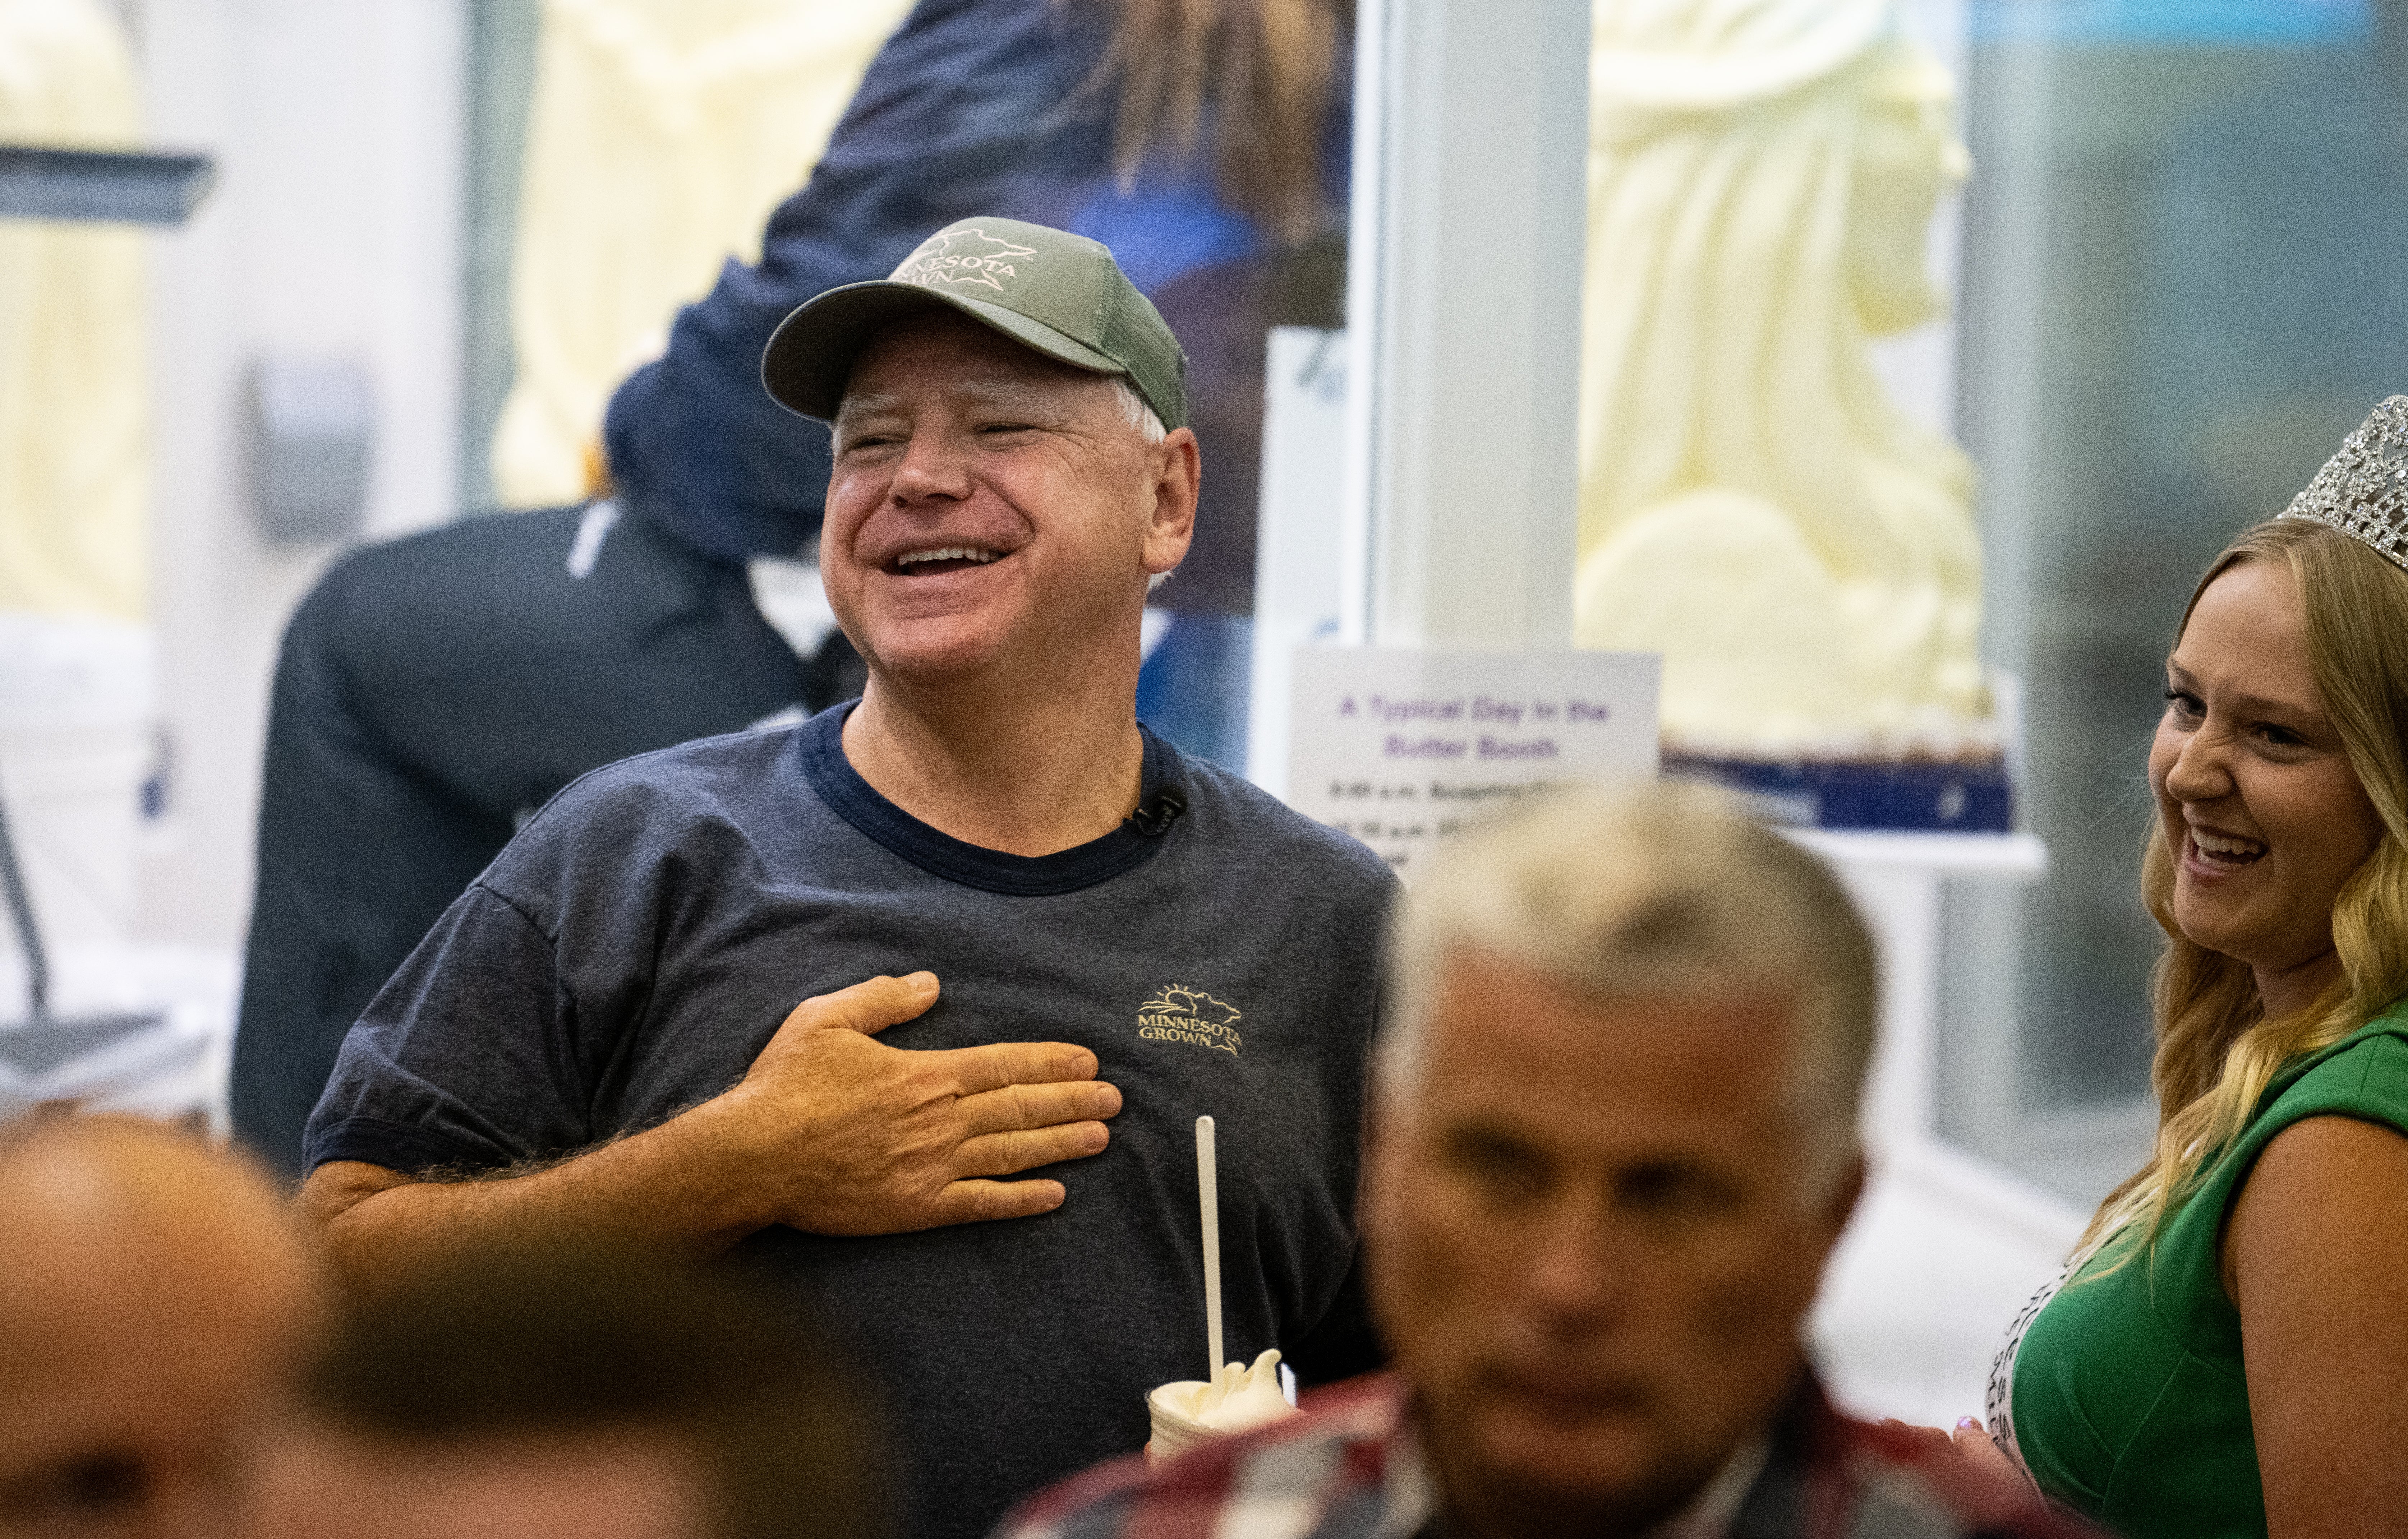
(898, 227, 1040, 294)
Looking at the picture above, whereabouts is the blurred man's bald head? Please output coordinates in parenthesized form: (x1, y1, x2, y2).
(0, 1117, 321, 1537)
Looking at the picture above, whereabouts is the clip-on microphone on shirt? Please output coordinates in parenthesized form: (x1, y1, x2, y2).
(1130, 787, 1187, 837)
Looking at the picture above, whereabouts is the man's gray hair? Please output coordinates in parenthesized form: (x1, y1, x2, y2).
(1380, 781, 1878, 1184)
(1110, 375, 1168, 445)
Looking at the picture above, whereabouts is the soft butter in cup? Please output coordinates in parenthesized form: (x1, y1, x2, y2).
(1143, 1381, 1217, 1467)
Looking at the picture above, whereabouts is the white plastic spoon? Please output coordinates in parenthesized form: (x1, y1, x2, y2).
(1197, 1114, 1223, 1379)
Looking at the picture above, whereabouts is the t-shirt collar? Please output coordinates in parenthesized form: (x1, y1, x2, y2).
(794, 702, 1187, 897)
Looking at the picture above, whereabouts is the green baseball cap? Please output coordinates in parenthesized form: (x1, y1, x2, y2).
(760, 216, 1189, 430)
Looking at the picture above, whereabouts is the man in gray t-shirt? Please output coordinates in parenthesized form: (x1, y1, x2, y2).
(298, 218, 1397, 1539)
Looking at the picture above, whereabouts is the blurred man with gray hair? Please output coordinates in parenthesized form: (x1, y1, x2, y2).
(1002, 784, 2093, 1539)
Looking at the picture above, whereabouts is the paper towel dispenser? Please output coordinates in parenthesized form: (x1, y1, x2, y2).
(248, 357, 372, 544)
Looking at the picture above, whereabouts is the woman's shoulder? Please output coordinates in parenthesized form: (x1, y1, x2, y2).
(2256, 1003, 2408, 1130)
(2127, 1011, 2408, 1289)
(2167, 1009, 2408, 1223)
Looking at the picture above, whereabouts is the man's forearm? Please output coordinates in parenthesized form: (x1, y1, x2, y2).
(302, 977, 1123, 1275)
(299, 1093, 769, 1285)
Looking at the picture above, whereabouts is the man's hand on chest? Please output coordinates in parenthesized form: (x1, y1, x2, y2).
(704, 971, 1124, 1235)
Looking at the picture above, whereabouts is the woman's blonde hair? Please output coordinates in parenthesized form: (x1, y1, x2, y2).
(1081, 0, 1348, 247)
(2083, 518, 2408, 1253)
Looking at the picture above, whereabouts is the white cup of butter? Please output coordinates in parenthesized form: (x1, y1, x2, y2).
(1143, 1349, 1301, 1466)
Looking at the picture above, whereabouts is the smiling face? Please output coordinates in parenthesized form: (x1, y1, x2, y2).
(821, 310, 1197, 691)
(2150, 557, 2384, 999)
(1364, 952, 1857, 1535)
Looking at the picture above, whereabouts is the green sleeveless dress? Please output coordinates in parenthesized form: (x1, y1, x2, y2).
(2001, 1002, 2408, 1538)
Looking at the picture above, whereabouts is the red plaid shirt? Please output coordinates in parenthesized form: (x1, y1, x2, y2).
(998, 1372, 2103, 1539)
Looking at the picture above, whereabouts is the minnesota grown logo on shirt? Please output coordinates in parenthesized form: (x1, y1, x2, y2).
(1136, 986, 1242, 1055)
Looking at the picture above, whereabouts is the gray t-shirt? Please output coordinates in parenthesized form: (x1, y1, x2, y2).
(306, 705, 1398, 1539)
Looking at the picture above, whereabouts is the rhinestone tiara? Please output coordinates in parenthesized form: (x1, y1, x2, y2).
(2282, 395, 2408, 573)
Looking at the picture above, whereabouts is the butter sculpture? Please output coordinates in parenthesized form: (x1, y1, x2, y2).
(1575, 0, 1990, 761)
(0, 0, 148, 620)
(491, 0, 915, 507)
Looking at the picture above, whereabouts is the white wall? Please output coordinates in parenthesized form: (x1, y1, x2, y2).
(132, 0, 465, 949)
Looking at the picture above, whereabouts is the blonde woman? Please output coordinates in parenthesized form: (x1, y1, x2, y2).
(1941, 399, 2408, 1536)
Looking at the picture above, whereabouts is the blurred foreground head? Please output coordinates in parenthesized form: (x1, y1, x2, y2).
(251, 1240, 885, 1539)
(0, 1115, 321, 1539)
(1366, 783, 1878, 1535)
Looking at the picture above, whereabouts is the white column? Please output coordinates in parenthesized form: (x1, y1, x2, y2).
(1341, 0, 1588, 650)
(139, 0, 467, 948)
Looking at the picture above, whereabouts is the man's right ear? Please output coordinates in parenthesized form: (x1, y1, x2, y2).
(1140, 428, 1201, 577)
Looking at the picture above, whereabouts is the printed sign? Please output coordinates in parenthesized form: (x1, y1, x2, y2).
(1287, 649, 1661, 876)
